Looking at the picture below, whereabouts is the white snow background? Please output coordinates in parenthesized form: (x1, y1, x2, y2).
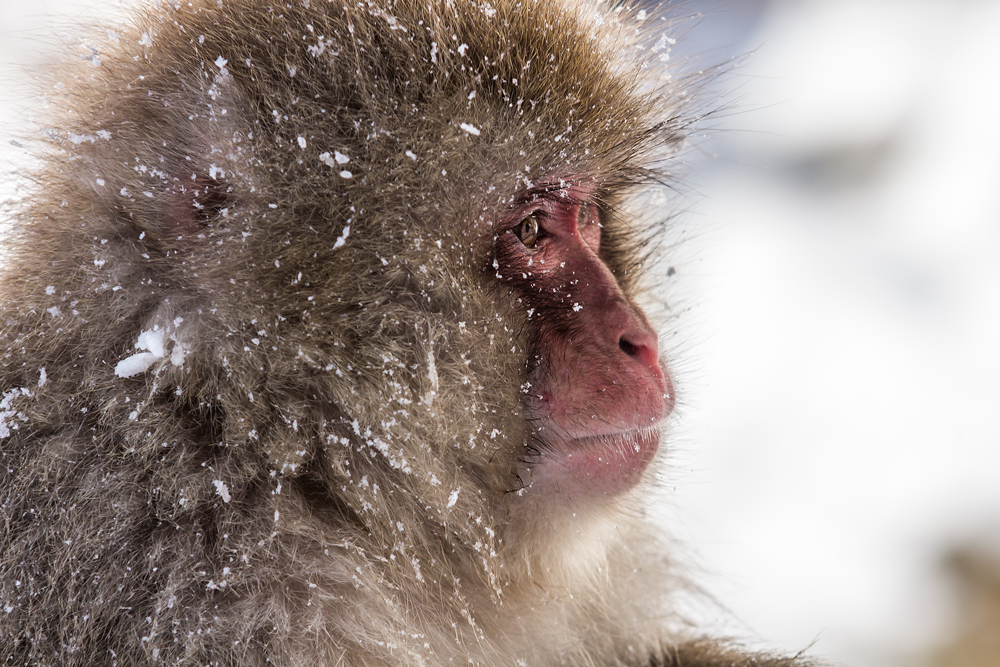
(3, 1, 1000, 666)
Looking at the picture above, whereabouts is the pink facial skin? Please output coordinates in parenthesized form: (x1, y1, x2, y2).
(493, 181, 673, 497)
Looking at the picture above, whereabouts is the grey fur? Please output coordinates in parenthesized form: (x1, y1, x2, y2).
(0, 0, 816, 665)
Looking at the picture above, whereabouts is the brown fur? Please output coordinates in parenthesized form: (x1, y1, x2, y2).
(0, 0, 816, 665)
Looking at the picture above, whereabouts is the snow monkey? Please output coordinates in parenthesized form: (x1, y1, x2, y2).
(0, 0, 817, 665)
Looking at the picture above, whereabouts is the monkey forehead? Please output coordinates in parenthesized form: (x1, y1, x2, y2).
(489, 179, 594, 228)
(38, 0, 691, 273)
(144, 0, 682, 159)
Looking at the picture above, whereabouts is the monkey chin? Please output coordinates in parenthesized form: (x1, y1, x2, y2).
(520, 425, 661, 498)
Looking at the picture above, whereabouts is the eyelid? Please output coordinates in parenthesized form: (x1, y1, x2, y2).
(528, 207, 553, 222)
(577, 202, 602, 233)
(510, 208, 550, 232)
(506, 193, 594, 238)
(578, 200, 599, 222)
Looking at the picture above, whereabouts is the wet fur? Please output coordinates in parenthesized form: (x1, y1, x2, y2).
(0, 0, 813, 665)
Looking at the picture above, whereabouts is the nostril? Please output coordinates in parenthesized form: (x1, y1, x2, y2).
(618, 337, 638, 357)
(617, 333, 664, 382)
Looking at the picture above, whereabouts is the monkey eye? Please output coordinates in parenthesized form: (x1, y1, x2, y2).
(514, 213, 543, 248)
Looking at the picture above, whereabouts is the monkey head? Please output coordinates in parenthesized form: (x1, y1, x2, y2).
(37, 0, 686, 516)
(0, 0, 700, 661)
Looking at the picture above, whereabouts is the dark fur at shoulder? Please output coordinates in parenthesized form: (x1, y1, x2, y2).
(645, 641, 818, 667)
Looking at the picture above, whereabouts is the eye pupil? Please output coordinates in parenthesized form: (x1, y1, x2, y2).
(518, 215, 540, 247)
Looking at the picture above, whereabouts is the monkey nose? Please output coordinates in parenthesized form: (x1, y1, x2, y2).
(617, 323, 663, 381)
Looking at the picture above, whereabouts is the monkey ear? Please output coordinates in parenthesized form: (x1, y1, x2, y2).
(157, 172, 234, 238)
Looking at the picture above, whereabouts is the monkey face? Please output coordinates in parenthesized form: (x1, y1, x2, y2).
(492, 182, 674, 498)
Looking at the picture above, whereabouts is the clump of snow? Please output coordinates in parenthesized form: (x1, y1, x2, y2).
(169, 340, 188, 367)
(422, 343, 439, 407)
(650, 34, 675, 63)
(459, 123, 480, 136)
(213, 480, 231, 503)
(137, 328, 165, 357)
(114, 352, 159, 379)
(320, 151, 350, 168)
(332, 225, 350, 249)
(68, 133, 97, 145)
(307, 36, 334, 58)
(0, 388, 30, 438)
(114, 325, 190, 378)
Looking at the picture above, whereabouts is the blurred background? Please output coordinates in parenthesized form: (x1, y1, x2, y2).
(1, 1, 998, 666)
(663, 2, 1000, 666)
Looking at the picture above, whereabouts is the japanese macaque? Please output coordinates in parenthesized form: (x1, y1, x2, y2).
(0, 0, 814, 665)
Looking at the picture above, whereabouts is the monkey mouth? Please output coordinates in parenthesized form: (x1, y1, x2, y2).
(522, 425, 661, 496)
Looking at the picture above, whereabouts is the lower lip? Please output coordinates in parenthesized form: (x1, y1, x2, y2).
(554, 427, 660, 495)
